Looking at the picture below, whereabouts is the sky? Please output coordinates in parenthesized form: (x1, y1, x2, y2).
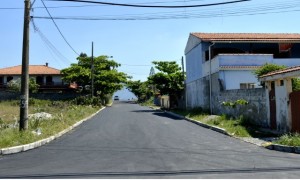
(1, 0, 300, 81)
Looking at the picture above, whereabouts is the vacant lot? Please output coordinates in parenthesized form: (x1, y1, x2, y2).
(0, 99, 100, 148)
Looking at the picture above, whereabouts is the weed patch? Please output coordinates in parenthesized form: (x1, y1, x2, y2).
(274, 133, 300, 146)
(0, 99, 100, 149)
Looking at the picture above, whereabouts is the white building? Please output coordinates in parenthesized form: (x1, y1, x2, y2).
(185, 33, 300, 110)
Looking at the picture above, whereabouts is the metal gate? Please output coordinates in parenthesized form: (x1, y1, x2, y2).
(290, 91, 300, 133)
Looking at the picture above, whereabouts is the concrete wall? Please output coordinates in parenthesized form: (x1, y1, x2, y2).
(186, 43, 203, 83)
(265, 79, 293, 133)
(186, 73, 268, 127)
(212, 88, 268, 127)
(186, 77, 210, 110)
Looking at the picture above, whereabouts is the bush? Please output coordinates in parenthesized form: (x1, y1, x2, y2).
(72, 96, 102, 106)
(274, 133, 300, 146)
(7, 78, 39, 93)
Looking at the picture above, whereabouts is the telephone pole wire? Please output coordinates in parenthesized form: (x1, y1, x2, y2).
(20, 0, 31, 131)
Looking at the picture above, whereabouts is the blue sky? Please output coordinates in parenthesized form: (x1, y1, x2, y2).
(1, 0, 300, 81)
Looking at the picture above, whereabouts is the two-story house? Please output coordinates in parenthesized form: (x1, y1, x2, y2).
(0, 63, 71, 92)
(185, 33, 300, 110)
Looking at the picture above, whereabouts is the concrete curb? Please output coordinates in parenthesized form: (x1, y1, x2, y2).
(0, 107, 105, 156)
(162, 109, 300, 154)
(163, 111, 230, 136)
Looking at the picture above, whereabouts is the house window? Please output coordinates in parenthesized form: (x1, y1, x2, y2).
(240, 83, 255, 89)
(0, 76, 3, 84)
(36, 76, 43, 85)
(7, 76, 13, 83)
(46, 76, 53, 85)
(280, 80, 284, 86)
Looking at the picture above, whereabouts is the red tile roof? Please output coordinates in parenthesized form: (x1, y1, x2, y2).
(260, 66, 300, 78)
(0, 65, 61, 75)
(191, 33, 300, 42)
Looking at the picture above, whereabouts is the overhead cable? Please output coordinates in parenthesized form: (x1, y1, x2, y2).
(31, 19, 72, 65)
(41, 0, 79, 55)
(46, 0, 251, 8)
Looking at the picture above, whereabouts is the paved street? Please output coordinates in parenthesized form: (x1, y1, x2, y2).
(1, 102, 300, 178)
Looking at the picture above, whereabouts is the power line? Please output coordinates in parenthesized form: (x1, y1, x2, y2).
(31, 19, 73, 66)
(29, 0, 300, 21)
(40, 0, 79, 55)
(46, 0, 251, 8)
(32, 8, 300, 21)
(0, 0, 207, 10)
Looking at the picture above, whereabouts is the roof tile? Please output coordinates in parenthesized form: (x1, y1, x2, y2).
(191, 33, 300, 42)
(260, 66, 300, 78)
(0, 65, 61, 75)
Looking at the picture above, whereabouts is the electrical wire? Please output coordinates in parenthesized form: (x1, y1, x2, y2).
(32, 0, 300, 21)
(0, 0, 208, 10)
(46, 0, 251, 8)
(40, 0, 79, 55)
(31, 19, 73, 66)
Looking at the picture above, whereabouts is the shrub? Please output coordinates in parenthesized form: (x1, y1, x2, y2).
(72, 96, 102, 106)
(274, 133, 300, 146)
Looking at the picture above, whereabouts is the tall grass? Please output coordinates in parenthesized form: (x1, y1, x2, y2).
(0, 99, 100, 148)
(172, 108, 261, 137)
(274, 133, 300, 146)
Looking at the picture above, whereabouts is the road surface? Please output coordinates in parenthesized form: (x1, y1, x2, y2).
(1, 101, 300, 178)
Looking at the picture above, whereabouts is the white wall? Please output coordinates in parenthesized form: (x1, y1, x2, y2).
(220, 70, 260, 90)
(275, 79, 292, 132)
(185, 43, 203, 83)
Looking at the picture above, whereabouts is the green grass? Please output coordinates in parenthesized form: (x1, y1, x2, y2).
(274, 133, 300, 146)
(0, 99, 100, 149)
(171, 108, 277, 138)
(140, 97, 159, 108)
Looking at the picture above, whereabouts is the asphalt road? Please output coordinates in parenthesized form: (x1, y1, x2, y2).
(1, 101, 300, 178)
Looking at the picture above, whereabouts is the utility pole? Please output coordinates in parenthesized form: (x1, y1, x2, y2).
(91, 42, 94, 97)
(20, 0, 31, 131)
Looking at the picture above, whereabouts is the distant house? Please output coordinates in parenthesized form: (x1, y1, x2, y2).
(0, 63, 73, 92)
(185, 33, 300, 110)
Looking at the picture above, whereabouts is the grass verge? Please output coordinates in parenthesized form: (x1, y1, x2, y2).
(172, 108, 278, 138)
(273, 133, 300, 146)
(0, 99, 100, 149)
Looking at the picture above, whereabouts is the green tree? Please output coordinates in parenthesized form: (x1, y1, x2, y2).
(253, 63, 286, 77)
(61, 54, 129, 103)
(254, 63, 300, 91)
(126, 80, 152, 102)
(148, 61, 185, 108)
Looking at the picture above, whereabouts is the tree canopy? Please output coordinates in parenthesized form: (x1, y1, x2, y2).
(126, 80, 152, 102)
(253, 63, 286, 78)
(254, 63, 300, 91)
(148, 61, 185, 107)
(61, 54, 129, 97)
